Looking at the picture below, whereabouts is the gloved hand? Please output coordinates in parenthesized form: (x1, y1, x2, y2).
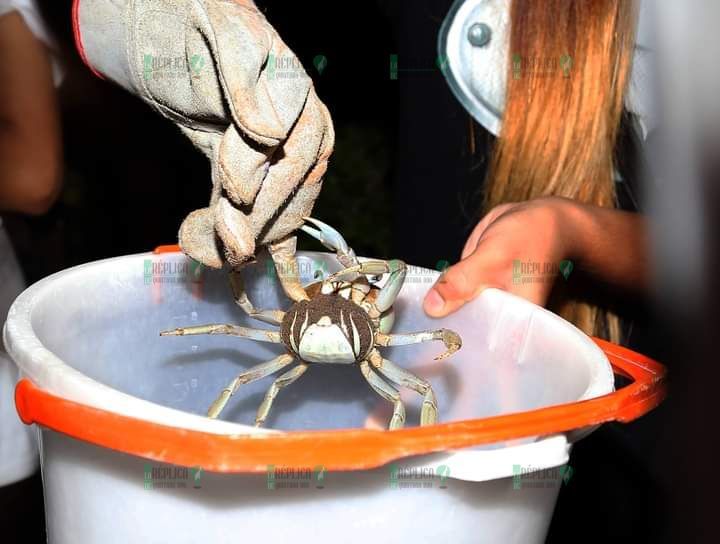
(74, 0, 334, 267)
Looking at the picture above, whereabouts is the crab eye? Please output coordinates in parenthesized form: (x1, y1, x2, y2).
(320, 282, 334, 295)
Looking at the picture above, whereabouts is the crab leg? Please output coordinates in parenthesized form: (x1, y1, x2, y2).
(369, 350, 438, 426)
(254, 363, 309, 427)
(359, 360, 406, 430)
(229, 270, 285, 325)
(301, 216, 359, 269)
(160, 323, 282, 344)
(206, 354, 295, 419)
(375, 329, 462, 360)
(267, 235, 310, 302)
(325, 260, 406, 313)
(374, 260, 407, 312)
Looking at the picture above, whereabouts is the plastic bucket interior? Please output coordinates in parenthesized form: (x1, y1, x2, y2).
(3, 250, 665, 544)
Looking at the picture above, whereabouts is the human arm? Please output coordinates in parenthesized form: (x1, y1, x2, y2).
(423, 197, 649, 316)
(0, 11, 62, 215)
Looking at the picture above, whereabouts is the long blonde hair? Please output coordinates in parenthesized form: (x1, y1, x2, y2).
(485, 0, 638, 341)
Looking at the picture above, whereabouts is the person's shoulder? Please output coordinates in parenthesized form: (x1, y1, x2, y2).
(0, 0, 51, 44)
(0, 0, 40, 17)
(0, 0, 64, 86)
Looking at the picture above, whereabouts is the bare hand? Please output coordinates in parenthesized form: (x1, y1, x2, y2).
(423, 198, 576, 316)
(424, 196, 649, 317)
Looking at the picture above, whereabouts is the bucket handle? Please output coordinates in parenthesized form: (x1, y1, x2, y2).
(14, 337, 666, 473)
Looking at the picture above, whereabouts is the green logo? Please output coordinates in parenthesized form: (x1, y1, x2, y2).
(266, 260, 328, 280)
(559, 259, 574, 280)
(143, 54, 153, 81)
(189, 54, 205, 77)
(512, 259, 522, 284)
(314, 465, 326, 489)
(389, 464, 399, 489)
(266, 465, 327, 490)
(512, 464, 573, 490)
(435, 259, 450, 273)
(313, 55, 328, 75)
(190, 466, 203, 488)
(267, 53, 277, 79)
(143, 463, 153, 489)
(265, 259, 277, 278)
(389, 464, 451, 489)
(144, 464, 202, 490)
(143, 259, 153, 285)
(188, 259, 204, 283)
(390, 54, 399, 80)
(559, 54, 573, 78)
(559, 465, 574, 484)
(436, 464, 451, 489)
(512, 463, 522, 490)
(436, 55, 449, 72)
(512, 53, 522, 79)
(313, 261, 329, 279)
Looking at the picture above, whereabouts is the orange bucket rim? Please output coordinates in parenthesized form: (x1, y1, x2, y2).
(14, 339, 665, 473)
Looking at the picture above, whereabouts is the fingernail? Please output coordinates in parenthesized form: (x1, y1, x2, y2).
(424, 289, 445, 314)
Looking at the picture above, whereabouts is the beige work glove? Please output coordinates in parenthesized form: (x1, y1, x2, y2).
(74, 0, 334, 267)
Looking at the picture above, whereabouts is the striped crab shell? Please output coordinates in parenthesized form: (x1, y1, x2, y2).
(280, 294, 374, 364)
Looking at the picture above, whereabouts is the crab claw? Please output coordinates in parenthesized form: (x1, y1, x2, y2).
(301, 217, 358, 268)
(325, 261, 390, 283)
(434, 329, 462, 361)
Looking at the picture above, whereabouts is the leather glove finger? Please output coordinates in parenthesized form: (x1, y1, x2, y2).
(216, 124, 269, 206)
(243, 88, 329, 235)
(194, 0, 311, 147)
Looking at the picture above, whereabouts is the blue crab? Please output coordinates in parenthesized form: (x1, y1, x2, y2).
(161, 219, 462, 429)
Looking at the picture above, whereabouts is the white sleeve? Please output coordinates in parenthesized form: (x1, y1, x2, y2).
(0, 0, 64, 85)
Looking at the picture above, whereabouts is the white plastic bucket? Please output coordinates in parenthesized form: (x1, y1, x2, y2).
(4, 250, 620, 543)
(0, 222, 37, 486)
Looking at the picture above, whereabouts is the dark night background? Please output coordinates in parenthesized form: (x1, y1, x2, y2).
(1, 1, 673, 543)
